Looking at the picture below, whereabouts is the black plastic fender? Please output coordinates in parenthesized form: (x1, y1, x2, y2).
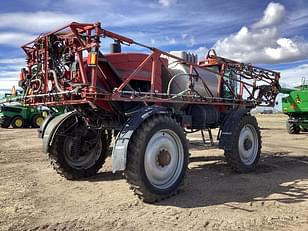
(40, 111, 77, 153)
(218, 108, 250, 151)
(112, 106, 170, 172)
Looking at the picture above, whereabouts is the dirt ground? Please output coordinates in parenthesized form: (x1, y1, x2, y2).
(1, 114, 308, 231)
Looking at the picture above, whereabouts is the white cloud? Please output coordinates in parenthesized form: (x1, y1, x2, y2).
(0, 79, 19, 91)
(213, 2, 308, 64)
(0, 11, 82, 33)
(0, 71, 19, 78)
(265, 37, 308, 61)
(193, 46, 208, 60)
(284, 7, 308, 32)
(188, 36, 195, 47)
(0, 58, 25, 65)
(0, 11, 82, 46)
(63, 0, 108, 6)
(253, 2, 286, 29)
(280, 64, 308, 87)
(0, 58, 25, 89)
(0, 79, 18, 90)
(0, 72, 19, 90)
(165, 36, 176, 45)
(158, 0, 177, 8)
(181, 33, 188, 39)
(0, 32, 35, 46)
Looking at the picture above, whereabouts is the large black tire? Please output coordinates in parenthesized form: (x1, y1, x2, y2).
(287, 121, 300, 134)
(0, 117, 10, 128)
(48, 117, 109, 180)
(32, 114, 45, 128)
(11, 116, 25, 128)
(124, 115, 189, 203)
(224, 115, 261, 173)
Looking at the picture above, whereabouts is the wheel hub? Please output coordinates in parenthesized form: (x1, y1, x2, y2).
(36, 117, 44, 126)
(243, 138, 252, 150)
(16, 119, 22, 127)
(238, 124, 259, 165)
(64, 131, 102, 169)
(157, 149, 171, 167)
(144, 129, 184, 189)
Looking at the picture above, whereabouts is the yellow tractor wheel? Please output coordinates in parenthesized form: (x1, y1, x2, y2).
(12, 117, 24, 128)
(32, 115, 44, 128)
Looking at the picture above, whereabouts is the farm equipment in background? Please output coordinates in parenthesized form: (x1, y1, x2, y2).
(0, 104, 47, 128)
(281, 79, 308, 134)
(0, 88, 45, 128)
(20, 22, 280, 202)
(0, 88, 66, 128)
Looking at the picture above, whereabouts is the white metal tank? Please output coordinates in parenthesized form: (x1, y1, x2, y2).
(167, 51, 221, 98)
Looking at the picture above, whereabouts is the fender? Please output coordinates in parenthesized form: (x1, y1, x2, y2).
(218, 108, 250, 151)
(41, 111, 77, 153)
(112, 106, 170, 173)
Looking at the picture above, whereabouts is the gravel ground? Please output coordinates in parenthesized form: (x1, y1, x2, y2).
(1, 114, 308, 230)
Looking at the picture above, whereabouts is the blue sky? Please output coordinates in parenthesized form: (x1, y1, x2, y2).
(1, 0, 308, 90)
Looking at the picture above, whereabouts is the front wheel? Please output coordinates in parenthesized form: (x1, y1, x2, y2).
(48, 115, 109, 180)
(125, 115, 189, 203)
(224, 115, 261, 173)
(11, 116, 24, 128)
(287, 121, 300, 134)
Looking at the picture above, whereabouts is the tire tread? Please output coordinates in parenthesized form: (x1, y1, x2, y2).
(224, 115, 261, 173)
(124, 115, 189, 203)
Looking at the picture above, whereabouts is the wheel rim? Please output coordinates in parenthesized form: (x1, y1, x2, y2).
(144, 129, 184, 190)
(238, 124, 258, 165)
(15, 119, 23, 127)
(35, 117, 44, 126)
(64, 134, 102, 170)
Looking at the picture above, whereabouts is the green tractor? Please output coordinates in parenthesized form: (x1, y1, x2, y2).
(0, 88, 47, 128)
(281, 79, 308, 134)
(0, 86, 67, 128)
(0, 104, 47, 128)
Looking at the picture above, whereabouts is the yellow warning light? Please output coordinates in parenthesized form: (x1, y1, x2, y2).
(87, 52, 97, 65)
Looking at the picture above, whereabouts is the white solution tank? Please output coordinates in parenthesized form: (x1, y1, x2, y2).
(166, 51, 221, 98)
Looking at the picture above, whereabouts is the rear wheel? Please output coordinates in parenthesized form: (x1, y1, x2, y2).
(32, 114, 45, 128)
(224, 115, 261, 173)
(125, 115, 189, 203)
(287, 121, 300, 134)
(49, 116, 109, 180)
(12, 116, 24, 128)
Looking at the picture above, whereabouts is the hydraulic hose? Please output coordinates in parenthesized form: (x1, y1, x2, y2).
(166, 73, 192, 96)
